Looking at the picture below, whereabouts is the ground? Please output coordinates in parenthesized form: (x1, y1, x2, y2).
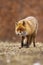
(0, 41, 43, 65)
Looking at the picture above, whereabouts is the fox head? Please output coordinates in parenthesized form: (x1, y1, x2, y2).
(15, 20, 28, 36)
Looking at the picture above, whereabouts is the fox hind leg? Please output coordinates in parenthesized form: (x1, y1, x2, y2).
(26, 35, 33, 48)
(26, 35, 30, 48)
(32, 34, 36, 47)
(29, 35, 33, 45)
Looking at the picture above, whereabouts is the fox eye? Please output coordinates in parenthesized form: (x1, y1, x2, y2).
(23, 21, 25, 26)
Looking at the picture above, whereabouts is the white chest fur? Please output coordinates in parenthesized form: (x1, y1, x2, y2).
(23, 37, 27, 44)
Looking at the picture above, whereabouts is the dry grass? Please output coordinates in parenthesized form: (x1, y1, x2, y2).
(0, 41, 43, 65)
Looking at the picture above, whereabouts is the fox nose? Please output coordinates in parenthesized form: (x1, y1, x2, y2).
(20, 31, 21, 33)
(18, 33, 19, 35)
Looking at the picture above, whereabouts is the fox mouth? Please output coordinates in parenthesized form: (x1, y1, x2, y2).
(16, 31, 28, 36)
(22, 32, 28, 36)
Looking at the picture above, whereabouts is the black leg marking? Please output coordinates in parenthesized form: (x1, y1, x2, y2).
(21, 36, 24, 47)
(29, 35, 33, 45)
(26, 35, 33, 48)
(33, 35, 36, 47)
(33, 41, 36, 47)
(26, 35, 29, 48)
(26, 41, 29, 48)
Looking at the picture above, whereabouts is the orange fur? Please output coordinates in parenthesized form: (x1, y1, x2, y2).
(15, 16, 38, 48)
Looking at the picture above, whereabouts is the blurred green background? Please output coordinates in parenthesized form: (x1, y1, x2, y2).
(0, 0, 43, 42)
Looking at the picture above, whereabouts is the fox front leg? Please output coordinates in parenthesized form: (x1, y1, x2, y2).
(21, 36, 25, 47)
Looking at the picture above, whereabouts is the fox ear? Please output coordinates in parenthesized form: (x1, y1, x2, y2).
(23, 21, 25, 26)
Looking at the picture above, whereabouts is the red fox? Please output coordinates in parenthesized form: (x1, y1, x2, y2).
(15, 16, 38, 48)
